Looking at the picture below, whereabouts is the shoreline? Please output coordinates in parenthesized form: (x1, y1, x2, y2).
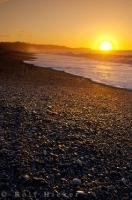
(24, 52, 132, 92)
(24, 62, 132, 93)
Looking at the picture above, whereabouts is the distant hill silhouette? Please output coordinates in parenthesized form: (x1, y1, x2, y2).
(0, 42, 91, 54)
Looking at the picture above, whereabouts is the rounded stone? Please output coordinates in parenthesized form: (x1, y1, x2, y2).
(72, 178, 81, 185)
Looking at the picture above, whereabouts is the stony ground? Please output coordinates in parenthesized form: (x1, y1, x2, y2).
(0, 51, 131, 199)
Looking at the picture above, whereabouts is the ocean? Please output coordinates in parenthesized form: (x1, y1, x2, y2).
(25, 53, 132, 90)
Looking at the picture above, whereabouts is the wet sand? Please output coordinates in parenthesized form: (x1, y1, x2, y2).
(0, 51, 132, 199)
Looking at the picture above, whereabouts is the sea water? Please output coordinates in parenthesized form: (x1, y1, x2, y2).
(25, 53, 132, 90)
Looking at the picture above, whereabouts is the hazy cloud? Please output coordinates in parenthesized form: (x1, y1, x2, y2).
(0, 34, 10, 37)
(0, 0, 9, 4)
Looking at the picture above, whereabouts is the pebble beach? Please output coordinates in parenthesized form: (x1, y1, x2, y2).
(0, 51, 131, 199)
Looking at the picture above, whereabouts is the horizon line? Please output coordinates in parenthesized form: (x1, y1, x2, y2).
(0, 40, 132, 51)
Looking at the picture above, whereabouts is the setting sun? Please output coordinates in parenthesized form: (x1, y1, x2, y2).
(100, 41, 113, 51)
(92, 36, 119, 51)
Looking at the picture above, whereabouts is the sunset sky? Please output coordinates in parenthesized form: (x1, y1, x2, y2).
(0, 0, 132, 50)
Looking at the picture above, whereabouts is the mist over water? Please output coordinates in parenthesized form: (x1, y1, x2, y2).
(25, 53, 132, 90)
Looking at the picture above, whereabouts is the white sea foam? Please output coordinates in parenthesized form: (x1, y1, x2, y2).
(25, 53, 132, 90)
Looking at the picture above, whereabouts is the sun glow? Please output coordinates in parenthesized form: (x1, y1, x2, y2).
(92, 35, 119, 52)
(100, 41, 113, 51)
